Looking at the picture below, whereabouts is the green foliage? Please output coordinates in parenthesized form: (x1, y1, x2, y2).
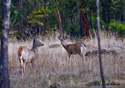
(47, 13, 58, 30)
(0, 16, 1, 30)
(111, 0, 124, 16)
(80, 0, 96, 13)
(10, 9, 23, 28)
(91, 15, 96, 24)
(100, 19, 109, 29)
(69, 24, 80, 37)
(27, 7, 51, 26)
(62, 0, 79, 18)
(109, 20, 125, 37)
(9, 0, 125, 38)
(117, 24, 125, 37)
(109, 23, 117, 31)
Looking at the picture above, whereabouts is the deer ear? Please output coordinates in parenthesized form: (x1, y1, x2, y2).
(34, 37, 39, 41)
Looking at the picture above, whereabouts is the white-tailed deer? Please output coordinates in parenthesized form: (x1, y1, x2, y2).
(18, 37, 44, 75)
(58, 36, 87, 62)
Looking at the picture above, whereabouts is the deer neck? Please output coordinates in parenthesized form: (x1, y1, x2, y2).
(61, 43, 68, 50)
(32, 45, 38, 54)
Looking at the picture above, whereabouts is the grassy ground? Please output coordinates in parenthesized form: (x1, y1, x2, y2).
(8, 31, 125, 88)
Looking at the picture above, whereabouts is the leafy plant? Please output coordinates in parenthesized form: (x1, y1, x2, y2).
(117, 24, 125, 37)
(109, 23, 117, 31)
(27, 6, 51, 26)
(109, 20, 125, 37)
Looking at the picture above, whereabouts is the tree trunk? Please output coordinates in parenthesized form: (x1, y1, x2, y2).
(17, 25, 22, 40)
(89, 12, 92, 29)
(80, 4, 90, 39)
(120, 0, 124, 22)
(21, 0, 25, 40)
(96, 0, 106, 88)
(42, 17, 47, 35)
(60, 11, 64, 36)
(0, 0, 11, 88)
(121, 15, 123, 22)
(79, 12, 84, 37)
(101, 1, 107, 23)
(56, 10, 62, 36)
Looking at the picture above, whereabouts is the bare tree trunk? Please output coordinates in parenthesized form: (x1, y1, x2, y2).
(56, 10, 63, 36)
(60, 11, 64, 36)
(0, 0, 11, 88)
(21, 0, 25, 40)
(42, 17, 47, 35)
(96, 0, 106, 88)
(89, 12, 92, 29)
(79, 12, 84, 37)
(17, 25, 22, 40)
(80, 4, 90, 39)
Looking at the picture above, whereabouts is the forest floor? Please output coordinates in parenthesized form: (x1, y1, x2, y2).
(8, 31, 125, 88)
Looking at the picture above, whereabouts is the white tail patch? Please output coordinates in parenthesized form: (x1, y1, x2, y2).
(81, 44, 86, 53)
(20, 49, 24, 65)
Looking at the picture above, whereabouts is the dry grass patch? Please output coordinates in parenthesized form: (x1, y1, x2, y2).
(8, 31, 125, 87)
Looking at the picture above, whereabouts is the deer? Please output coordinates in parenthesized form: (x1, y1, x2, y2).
(58, 36, 87, 63)
(18, 37, 44, 75)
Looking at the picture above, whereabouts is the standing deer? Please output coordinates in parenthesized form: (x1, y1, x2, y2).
(18, 37, 44, 75)
(58, 36, 87, 62)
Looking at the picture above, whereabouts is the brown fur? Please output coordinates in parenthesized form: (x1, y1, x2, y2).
(18, 47, 23, 57)
(59, 39, 87, 62)
(18, 38, 44, 75)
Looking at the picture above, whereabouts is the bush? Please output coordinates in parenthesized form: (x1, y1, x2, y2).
(108, 20, 125, 37)
(117, 24, 125, 37)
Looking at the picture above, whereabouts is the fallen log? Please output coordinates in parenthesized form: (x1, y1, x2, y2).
(85, 49, 117, 56)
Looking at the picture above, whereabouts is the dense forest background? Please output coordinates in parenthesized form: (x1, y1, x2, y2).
(0, 0, 125, 39)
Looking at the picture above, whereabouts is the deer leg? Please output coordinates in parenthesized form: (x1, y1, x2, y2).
(23, 66, 25, 75)
(21, 67, 24, 75)
(20, 59, 24, 75)
(20, 64, 25, 75)
(68, 54, 72, 69)
(80, 54, 84, 63)
(80, 54, 88, 72)
(25, 63, 27, 71)
(79, 54, 86, 70)
(23, 63, 26, 75)
(68, 54, 71, 63)
(68, 54, 71, 59)
(80, 53, 87, 63)
(31, 60, 35, 70)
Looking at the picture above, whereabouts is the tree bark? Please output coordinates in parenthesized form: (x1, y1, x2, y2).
(96, 0, 106, 88)
(42, 17, 47, 35)
(60, 11, 64, 36)
(21, 0, 25, 40)
(89, 12, 92, 29)
(0, 0, 11, 88)
(56, 10, 62, 36)
(80, 4, 90, 39)
(79, 12, 84, 37)
(42, 0, 47, 36)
